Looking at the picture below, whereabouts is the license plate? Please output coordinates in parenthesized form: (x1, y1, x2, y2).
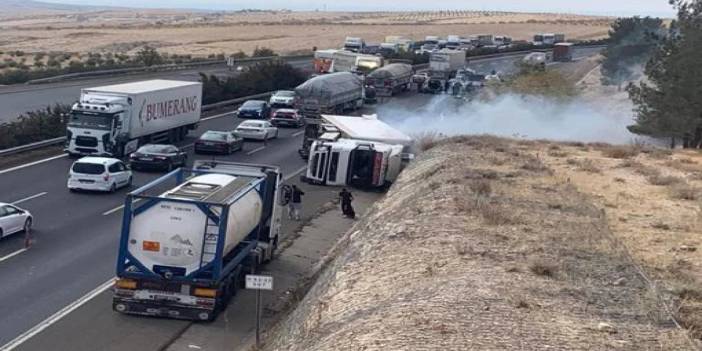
(204, 142, 214, 146)
(79, 179, 95, 183)
(140, 157, 153, 161)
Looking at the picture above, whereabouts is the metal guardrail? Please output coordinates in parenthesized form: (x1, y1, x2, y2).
(1, 45, 606, 157)
(26, 54, 314, 85)
(0, 92, 278, 157)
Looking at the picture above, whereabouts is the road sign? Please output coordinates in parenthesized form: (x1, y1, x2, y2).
(246, 274, 273, 291)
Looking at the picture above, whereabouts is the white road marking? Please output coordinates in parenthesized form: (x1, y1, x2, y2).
(0, 248, 28, 264)
(292, 130, 305, 137)
(201, 111, 235, 121)
(246, 146, 266, 155)
(0, 278, 116, 351)
(102, 198, 141, 216)
(0, 154, 67, 176)
(12, 192, 48, 205)
(283, 166, 307, 182)
(181, 143, 194, 150)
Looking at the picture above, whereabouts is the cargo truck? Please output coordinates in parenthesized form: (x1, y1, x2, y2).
(344, 37, 365, 52)
(313, 49, 338, 74)
(295, 72, 365, 158)
(364, 63, 413, 97)
(113, 161, 282, 321)
(553, 42, 574, 62)
(66, 80, 201, 157)
(331, 51, 383, 73)
(302, 114, 412, 189)
(426, 49, 466, 93)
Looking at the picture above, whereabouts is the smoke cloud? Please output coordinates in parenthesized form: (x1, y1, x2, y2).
(376, 93, 637, 144)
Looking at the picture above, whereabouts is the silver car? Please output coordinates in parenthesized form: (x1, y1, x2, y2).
(0, 202, 32, 238)
(234, 120, 279, 141)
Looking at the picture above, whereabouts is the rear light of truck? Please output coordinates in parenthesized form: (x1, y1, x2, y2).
(116, 278, 137, 289)
(193, 288, 217, 298)
(142, 240, 160, 252)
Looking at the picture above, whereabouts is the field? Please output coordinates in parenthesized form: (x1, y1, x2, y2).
(0, 10, 612, 58)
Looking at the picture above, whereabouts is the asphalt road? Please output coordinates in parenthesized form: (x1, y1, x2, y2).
(0, 57, 313, 123)
(0, 45, 603, 350)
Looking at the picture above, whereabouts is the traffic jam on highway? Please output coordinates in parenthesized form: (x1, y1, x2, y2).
(0, 33, 597, 350)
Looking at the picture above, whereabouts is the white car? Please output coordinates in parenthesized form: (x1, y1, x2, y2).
(0, 203, 32, 238)
(269, 90, 296, 108)
(68, 157, 133, 193)
(234, 120, 279, 141)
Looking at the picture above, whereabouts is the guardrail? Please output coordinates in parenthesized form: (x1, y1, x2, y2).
(1, 45, 607, 157)
(26, 54, 314, 85)
(0, 92, 278, 157)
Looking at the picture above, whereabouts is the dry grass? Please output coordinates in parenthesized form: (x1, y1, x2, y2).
(412, 131, 442, 152)
(670, 183, 700, 201)
(600, 145, 641, 159)
(648, 174, 684, 186)
(528, 260, 557, 278)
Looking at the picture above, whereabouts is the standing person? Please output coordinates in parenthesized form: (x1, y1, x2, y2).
(339, 188, 355, 219)
(291, 185, 305, 221)
(281, 185, 294, 220)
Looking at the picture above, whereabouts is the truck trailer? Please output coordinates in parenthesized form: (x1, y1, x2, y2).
(553, 42, 574, 62)
(113, 161, 282, 321)
(66, 80, 201, 157)
(425, 49, 466, 93)
(302, 114, 412, 189)
(313, 49, 338, 74)
(364, 63, 413, 97)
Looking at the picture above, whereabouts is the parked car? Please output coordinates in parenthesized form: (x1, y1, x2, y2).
(269, 90, 297, 108)
(270, 109, 304, 128)
(0, 203, 32, 238)
(67, 157, 132, 193)
(234, 120, 279, 141)
(129, 144, 188, 171)
(237, 100, 270, 119)
(194, 131, 244, 154)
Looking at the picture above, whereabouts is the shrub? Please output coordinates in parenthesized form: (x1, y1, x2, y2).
(469, 179, 492, 196)
(670, 183, 700, 200)
(601, 146, 640, 159)
(252, 46, 277, 57)
(0, 104, 71, 149)
(648, 174, 684, 186)
(413, 131, 441, 152)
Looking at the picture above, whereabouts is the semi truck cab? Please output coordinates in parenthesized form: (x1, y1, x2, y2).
(67, 96, 129, 157)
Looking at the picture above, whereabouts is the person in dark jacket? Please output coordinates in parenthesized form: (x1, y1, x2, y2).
(339, 188, 355, 219)
(290, 185, 305, 221)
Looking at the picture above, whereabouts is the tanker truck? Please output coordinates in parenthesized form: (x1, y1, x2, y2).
(364, 63, 413, 97)
(295, 72, 364, 159)
(113, 161, 282, 321)
(66, 80, 202, 157)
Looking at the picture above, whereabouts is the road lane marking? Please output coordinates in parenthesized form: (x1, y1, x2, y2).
(283, 166, 307, 182)
(202, 111, 235, 121)
(0, 154, 67, 176)
(181, 143, 194, 150)
(102, 198, 141, 216)
(12, 192, 48, 205)
(292, 130, 305, 137)
(246, 146, 266, 155)
(0, 278, 116, 351)
(0, 248, 28, 264)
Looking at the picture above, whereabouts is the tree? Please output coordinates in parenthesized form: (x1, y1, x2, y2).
(252, 47, 276, 57)
(135, 46, 163, 66)
(627, 1, 702, 148)
(600, 17, 665, 89)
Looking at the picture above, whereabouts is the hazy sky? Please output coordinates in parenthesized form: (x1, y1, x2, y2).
(43, 0, 676, 17)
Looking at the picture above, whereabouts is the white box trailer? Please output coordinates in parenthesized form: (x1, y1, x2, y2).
(67, 80, 202, 157)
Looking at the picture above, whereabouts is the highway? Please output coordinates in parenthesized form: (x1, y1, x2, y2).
(0, 46, 603, 350)
(0, 57, 313, 123)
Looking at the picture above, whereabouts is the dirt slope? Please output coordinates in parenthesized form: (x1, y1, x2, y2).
(263, 137, 695, 351)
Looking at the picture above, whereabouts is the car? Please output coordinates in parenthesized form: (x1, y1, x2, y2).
(67, 157, 132, 193)
(234, 120, 279, 141)
(237, 100, 270, 119)
(269, 90, 297, 108)
(270, 109, 305, 128)
(194, 131, 244, 154)
(0, 203, 32, 239)
(129, 144, 188, 171)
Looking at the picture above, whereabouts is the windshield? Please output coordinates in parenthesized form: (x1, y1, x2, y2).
(72, 162, 105, 175)
(68, 112, 113, 130)
(242, 101, 263, 109)
(275, 91, 295, 97)
(200, 132, 228, 141)
(137, 145, 175, 154)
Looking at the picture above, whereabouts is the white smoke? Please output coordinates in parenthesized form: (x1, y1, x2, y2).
(376, 93, 638, 144)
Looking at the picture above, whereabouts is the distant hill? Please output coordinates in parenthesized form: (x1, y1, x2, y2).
(0, 0, 109, 16)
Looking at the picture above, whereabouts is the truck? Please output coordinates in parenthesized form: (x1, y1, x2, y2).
(295, 72, 365, 158)
(364, 63, 413, 97)
(554, 33, 566, 44)
(425, 49, 466, 93)
(313, 49, 338, 74)
(66, 80, 201, 157)
(113, 160, 282, 321)
(553, 42, 574, 62)
(419, 36, 440, 54)
(302, 114, 412, 189)
(446, 35, 462, 49)
(344, 37, 365, 52)
(477, 34, 494, 47)
(543, 33, 556, 45)
(331, 51, 382, 73)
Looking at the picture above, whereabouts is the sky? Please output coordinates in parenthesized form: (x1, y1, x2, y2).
(41, 0, 677, 17)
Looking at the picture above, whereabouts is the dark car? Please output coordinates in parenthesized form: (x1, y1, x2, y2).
(129, 144, 188, 171)
(270, 108, 304, 128)
(237, 100, 270, 119)
(194, 131, 243, 155)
